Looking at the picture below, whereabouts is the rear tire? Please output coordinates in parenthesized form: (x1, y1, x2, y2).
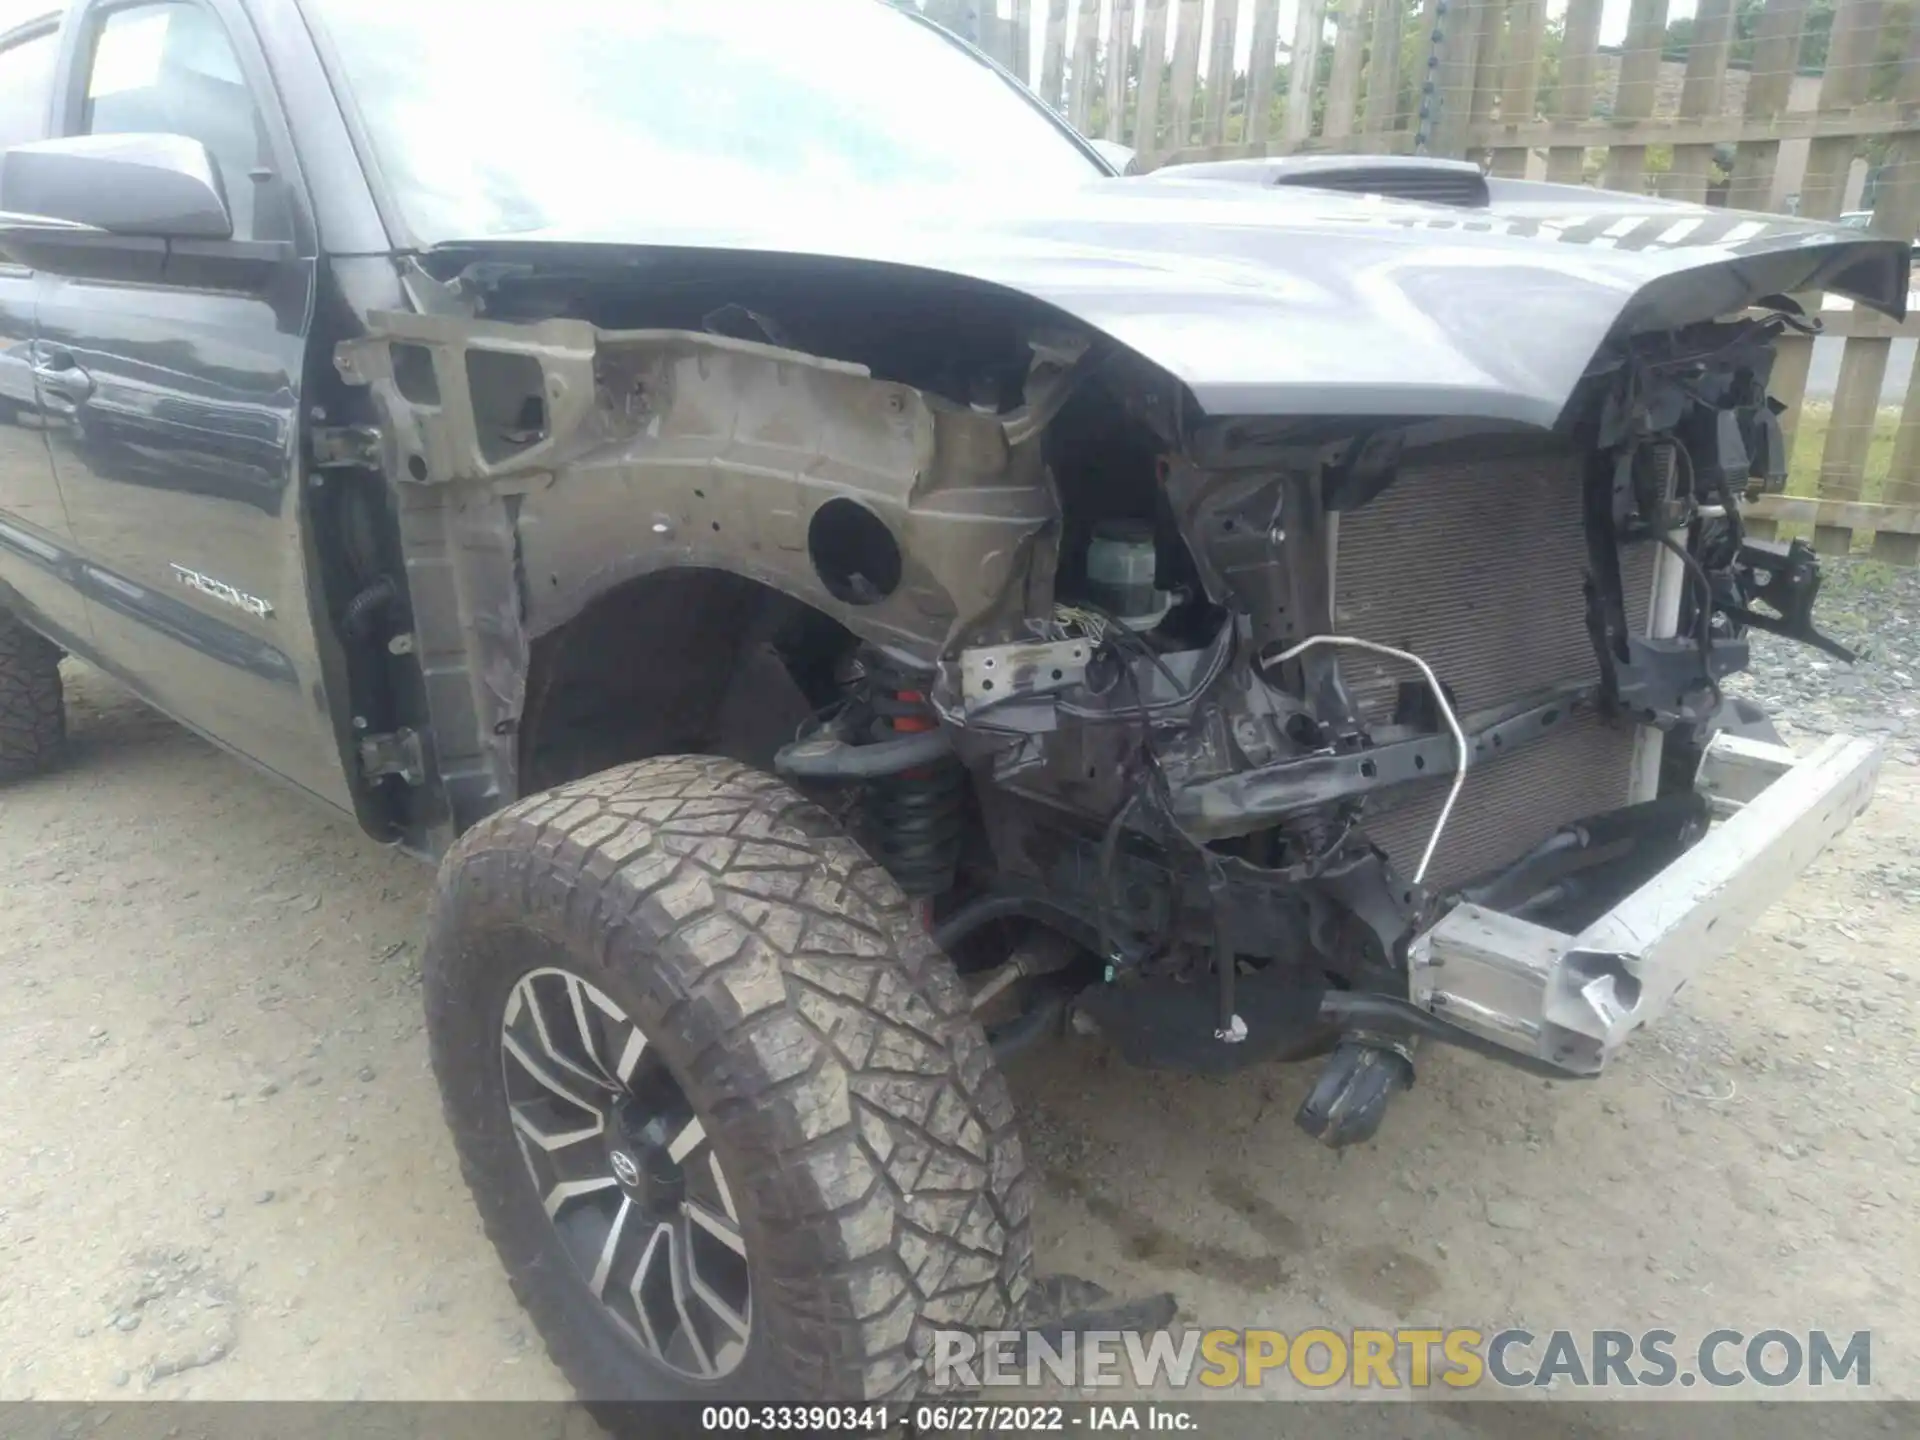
(424, 755, 1032, 1402)
(0, 608, 64, 783)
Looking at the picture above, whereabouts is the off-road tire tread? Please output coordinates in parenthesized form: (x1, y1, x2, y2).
(426, 755, 1032, 1402)
(0, 611, 63, 782)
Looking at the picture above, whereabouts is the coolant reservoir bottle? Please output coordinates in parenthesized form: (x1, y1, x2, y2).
(1085, 520, 1163, 620)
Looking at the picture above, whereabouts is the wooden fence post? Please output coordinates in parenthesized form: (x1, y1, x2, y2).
(1721, 0, 1814, 486)
(1168, 0, 1206, 152)
(1663, 0, 1736, 202)
(1799, 0, 1879, 221)
(1430, 0, 1486, 157)
(1465, 0, 1505, 146)
(1360, 0, 1405, 141)
(1726, 0, 1810, 211)
(1285, 0, 1328, 148)
(1881, 17, 1920, 561)
(1246, 0, 1284, 147)
(1106, 0, 1137, 141)
(1490, 0, 1547, 177)
(1039, 0, 1070, 111)
(1545, 0, 1602, 181)
(1323, 0, 1371, 142)
(1012, 0, 1035, 84)
(1602, 0, 1670, 193)
(1068, 0, 1101, 132)
(1136, 0, 1172, 157)
(1802, 0, 1887, 554)
(1203, 0, 1242, 145)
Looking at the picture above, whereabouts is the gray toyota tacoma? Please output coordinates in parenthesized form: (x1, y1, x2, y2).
(0, 0, 1900, 1405)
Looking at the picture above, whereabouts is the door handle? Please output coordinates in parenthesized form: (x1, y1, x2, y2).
(30, 353, 93, 405)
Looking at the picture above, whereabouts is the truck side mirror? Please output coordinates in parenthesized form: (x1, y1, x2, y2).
(0, 133, 280, 288)
(0, 133, 234, 239)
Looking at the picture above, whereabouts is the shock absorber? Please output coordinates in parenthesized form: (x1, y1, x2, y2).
(863, 662, 966, 898)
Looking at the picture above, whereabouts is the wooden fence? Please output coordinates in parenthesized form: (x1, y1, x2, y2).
(923, 0, 1920, 564)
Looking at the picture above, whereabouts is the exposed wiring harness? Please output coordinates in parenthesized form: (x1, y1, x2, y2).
(1652, 529, 1725, 715)
(935, 602, 1231, 732)
(1265, 635, 1468, 887)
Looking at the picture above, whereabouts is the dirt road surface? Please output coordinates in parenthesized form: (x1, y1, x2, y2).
(2, 662, 1917, 1410)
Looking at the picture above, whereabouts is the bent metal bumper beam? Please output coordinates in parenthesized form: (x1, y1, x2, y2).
(1407, 732, 1883, 1076)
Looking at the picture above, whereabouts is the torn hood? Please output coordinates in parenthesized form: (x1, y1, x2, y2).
(423, 171, 1912, 431)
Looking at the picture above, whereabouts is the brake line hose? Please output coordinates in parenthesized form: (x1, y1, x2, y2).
(1267, 635, 1468, 887)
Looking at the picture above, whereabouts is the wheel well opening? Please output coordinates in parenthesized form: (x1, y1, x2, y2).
(518, 569, 855, 795)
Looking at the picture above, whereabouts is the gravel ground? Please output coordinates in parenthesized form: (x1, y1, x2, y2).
(1731, 559, 1920, 763)
(1, 564, 1917, 1413)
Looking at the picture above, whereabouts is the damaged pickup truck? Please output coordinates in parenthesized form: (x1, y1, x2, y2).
(0, 0, 1901, 1405)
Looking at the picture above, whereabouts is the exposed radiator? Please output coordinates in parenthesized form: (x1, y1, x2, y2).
(1333, 445, 1654, 890)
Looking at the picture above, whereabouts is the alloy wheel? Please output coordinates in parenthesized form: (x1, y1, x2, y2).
(499, 966, 750, 1380)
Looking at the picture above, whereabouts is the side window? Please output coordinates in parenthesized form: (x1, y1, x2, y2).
(80, 2, 277, 240)
(0, 28, 60, 150)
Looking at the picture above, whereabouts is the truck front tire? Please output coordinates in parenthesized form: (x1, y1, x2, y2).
(0, 609, 64, 783)
(424, 755, 1033, 1402)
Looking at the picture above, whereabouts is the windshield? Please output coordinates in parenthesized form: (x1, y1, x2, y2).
(306, 0, 1105, 246)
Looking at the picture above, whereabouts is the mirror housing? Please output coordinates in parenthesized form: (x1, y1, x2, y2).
(0, 133, 234, 238)
(0, 134, 287, 290)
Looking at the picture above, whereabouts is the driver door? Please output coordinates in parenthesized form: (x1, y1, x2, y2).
(30, 0, 354, 812)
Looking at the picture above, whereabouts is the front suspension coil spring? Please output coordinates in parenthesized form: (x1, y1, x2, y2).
(866, 763, 967, 897)
(862, 667, 966, 898)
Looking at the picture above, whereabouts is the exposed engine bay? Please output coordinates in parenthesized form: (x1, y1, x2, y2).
(334, 243, 1882, 1149)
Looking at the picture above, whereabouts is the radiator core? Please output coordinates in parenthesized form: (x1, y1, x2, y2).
(1332, 446, 1654, 890)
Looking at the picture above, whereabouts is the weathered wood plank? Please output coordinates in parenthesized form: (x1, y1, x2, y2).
(1490, 0, 1547, 176)
(1322, 0, 1369, 141)
(1285, 0, 1329, 146)
(1799, 0, 1881, 222)
(1886, 355, 1920, 512)
(1726, 0, 1810, 211)
(1040, 0, 1070, 111)
(1664, 0, 1736, 202)
(1545, 0, 1602, 181)
(1168, 0, 1206, 150)
(1068, 0, 1101, 132)
(1806, 0, 1895, 551)
(1804, 305, 1920, 343)
(1770, 332, 1818, 465)
(1245, 0, 1284, 147)
(985, 13, 1017, 69)
(1882, 26, 1920, 513)
(1360, 0, 1404, 139)
(1466, 0, 1505, 132)
(922, 0, 969, 38)
(1817, 336, 1892, 521)
(1106, 0, 1136, 141)
(1870, 530, 1920, 566)
(1472, 103, 1920, 152)
(1136, 0, 1173, 154)
(1160, 129, 1422, 164)
(1431, 0, 1491, 157)
(1409, 0, 1441, 152)
(1746, 494, 1920, 534)
(1747, 491, 1920, 569)
(1203, 0, 1241, 144)
(1012, 0, 1035, 85)
(1602, 0, 1671, 193)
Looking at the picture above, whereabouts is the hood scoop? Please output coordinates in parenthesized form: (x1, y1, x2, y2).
(1161, 155, 1491, 209)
